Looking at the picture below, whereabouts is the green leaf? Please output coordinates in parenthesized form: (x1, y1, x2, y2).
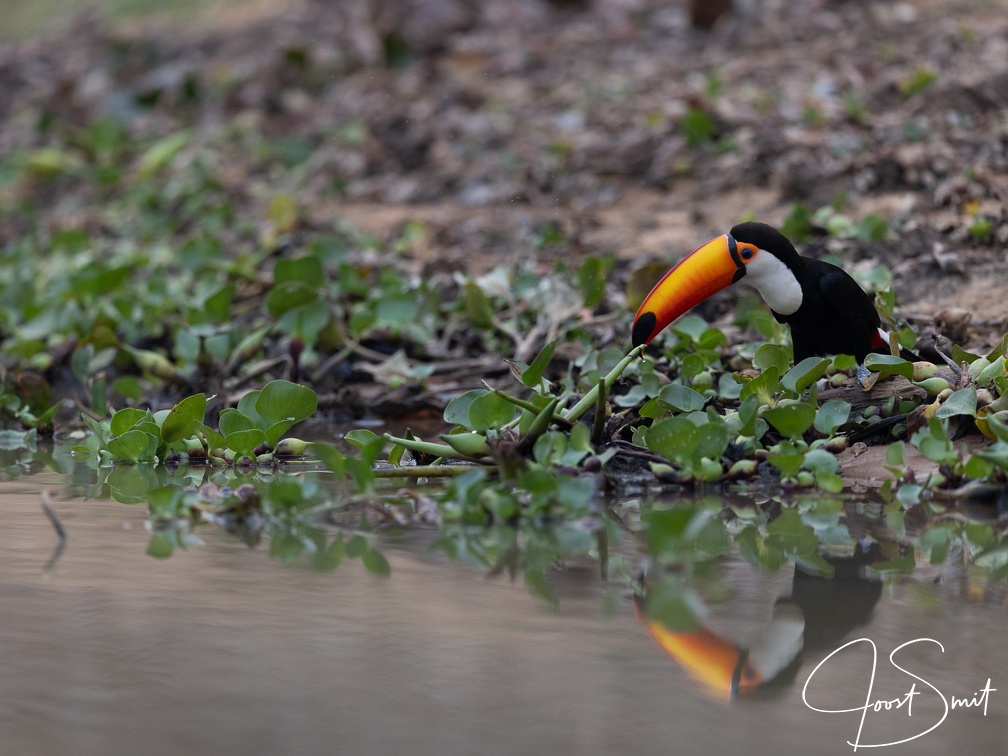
(146, 532, 175, 559)
(310, 441, 346, 476)
(781, 357, 830, 394)
(224, 428, 268, 456)
(269, 532, 305, 562)
(468, 391, 516, 431)
(219, 409, 257, 437)
(739, 365, 781, 403)
(814, 400, 851, 435)
(274, 256, 324, 287)
(965, 523, 995, 550)
(911, 418, 957, 465)
(814, 471, 844, 493)
(255, 380, 318, 427)
(802, 448, 839, 474)
(864, 353, 914, 378)
(348, 432, 386, 466)
(112, 376, 143, 401)
(736, 394, 760, 437)
(204, 283, 235, 322)
(935, 387, 977, 418)
(920, 526, 953, 564)
(110, 408, 149, 437)
(345, 429, 380, 450)
(444, 389, 484, 430)
(656, 383, 706, 413)
(107, 429, 155, 462)
(753, 344, 790, 374)
(107, 466, 156, 503)
(137, 131, 190, 177)
(200, 423, 226, 453)
(463, 282, 495, 329)
(265, 281, 318, 317)
(766, 508, 818, 558)
(647, 417, 698, 463)
(640, 579, 702, 632)
(236, 391, 267, 428)
(885, 440, 905, 467)
(763, 402, 816, 439)
(694, 422, 730, 460)
(576, 256, 613, 309)
(361, 548, 391, 577)
(313, 536, 346, 572)
(672, 315, 709, 343)
(766, 443, 805, 478)
(262, 420, 297, 447)
(521, 339, 557, 388)
(160, 393, 207, 443)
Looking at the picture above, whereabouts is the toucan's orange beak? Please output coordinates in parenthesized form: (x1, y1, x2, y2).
(635, 598, 762, 700)
(632, 234, 747, 347)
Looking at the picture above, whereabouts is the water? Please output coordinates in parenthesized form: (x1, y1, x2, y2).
(1, 471, 1005, 755)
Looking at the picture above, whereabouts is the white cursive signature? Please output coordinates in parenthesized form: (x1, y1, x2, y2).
(802, 637, 996, 750)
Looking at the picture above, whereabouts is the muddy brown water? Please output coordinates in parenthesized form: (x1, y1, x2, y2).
(1, 471, 1005, 756)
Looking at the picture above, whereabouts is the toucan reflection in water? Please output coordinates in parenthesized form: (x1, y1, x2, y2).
(636, 541, 886, 702)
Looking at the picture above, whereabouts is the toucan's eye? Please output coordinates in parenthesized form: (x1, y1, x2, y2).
(741, 248, 754, 260)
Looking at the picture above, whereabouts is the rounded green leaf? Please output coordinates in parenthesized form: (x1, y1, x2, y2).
(219, 409, 257, 437)
(361, 548, 391, 577)
(161, 394, 208, 443)
(764, 402, 816, 439)
(265, 281, 317, 317)
(753, 343, 790, 374)
(469, 391, 516, 431)
(935, 387, 977, 418)
(224, 428, 268, 456)
(263, 420, 296, 447)
(646, 417, 698, 463)
(802, 447, 839, 474)
(864, 353, 914, 378)
(444, 389, 484, 429)
(344, 430, 386, 466)
(107, 429, 155, 463)
(310, 441, 346, 476)
(694, 422, 730, 460)
(256, 380, 318, 427)
(782, 357, 831, 393)
(657, 384, 706, 413)
(274, 256, 324, 286)
(107, 466, 156, 503)
(814, 400, 851, 435)
(110, 408, 149, 437)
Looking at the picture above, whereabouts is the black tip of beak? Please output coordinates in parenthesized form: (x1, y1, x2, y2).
(632, 312, 657, 348)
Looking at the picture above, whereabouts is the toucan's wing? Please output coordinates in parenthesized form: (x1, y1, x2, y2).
(815, 264, 881, 329)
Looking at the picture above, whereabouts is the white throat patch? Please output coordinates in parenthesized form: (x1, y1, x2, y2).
(743, 251, 804, 316)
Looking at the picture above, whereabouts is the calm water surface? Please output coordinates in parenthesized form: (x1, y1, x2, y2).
(1, 471, 1005, 756)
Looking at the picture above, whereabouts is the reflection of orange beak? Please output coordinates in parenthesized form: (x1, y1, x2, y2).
(632, 234, 745, 347)
(635, 596, 761, 700)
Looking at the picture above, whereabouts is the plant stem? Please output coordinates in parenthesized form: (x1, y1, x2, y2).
(383, 433, 458, 459)
(562, 345, 644, 423)
(592, 375, 607, 446)
(373, 464, 496, 478)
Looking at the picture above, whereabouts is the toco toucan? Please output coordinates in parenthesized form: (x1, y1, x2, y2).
(632, 222, 907, 363)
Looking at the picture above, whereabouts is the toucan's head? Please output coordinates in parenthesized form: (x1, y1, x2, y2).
(631, 222, 804, 348)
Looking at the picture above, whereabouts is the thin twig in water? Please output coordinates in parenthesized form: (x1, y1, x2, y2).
(41, 489, 67, 571)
